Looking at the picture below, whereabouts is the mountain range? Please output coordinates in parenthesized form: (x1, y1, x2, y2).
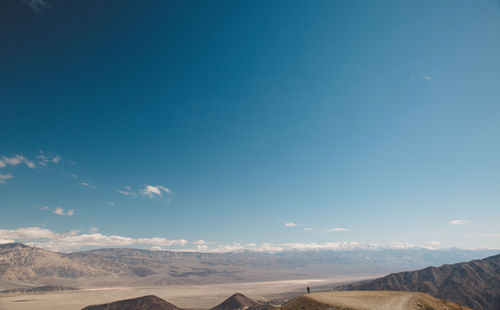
(0, 243, 497, 289)
(334, 253, 500, 310)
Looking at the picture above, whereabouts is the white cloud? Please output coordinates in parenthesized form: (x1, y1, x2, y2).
(42, 206, 75, 216)
(389, 242, 418, 249)
(0, 173, 13, 184)
(421, 73, 432, 80)
(326, 227, 351, 232)
(449, 219, 468, 225)
(0, 153, 62, 183)
(0, 228, 443, 253)
(119, 185, 171, 198)
(89, 227, 99, 233)
(0, 227, 188, 252)
(285, 222, 297, 227)
(0, 155, 35, 169)
(118, 189, 137, 196)
(78, 182, 95, 189)
(428, 241, 441, 246)
(303, 228, 312, 231)
(179, 241, 385, 253)
(140, 185, 171, 198)
(37, 153, 61, 166)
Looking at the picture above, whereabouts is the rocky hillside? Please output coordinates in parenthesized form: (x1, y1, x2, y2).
(81, 292, 470, 310)
(335, 253, 500, 310)
(210, 293, 263, 310)
(1, 243, 498, 289)
(82, 295, 182, 310)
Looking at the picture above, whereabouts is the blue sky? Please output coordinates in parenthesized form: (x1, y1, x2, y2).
(1, 0, 500, 252)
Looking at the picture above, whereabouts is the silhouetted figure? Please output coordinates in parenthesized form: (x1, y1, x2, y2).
(307, 286, 310, 294)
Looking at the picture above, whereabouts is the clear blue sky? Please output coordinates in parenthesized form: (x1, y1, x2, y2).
(1, 0, 500, 252)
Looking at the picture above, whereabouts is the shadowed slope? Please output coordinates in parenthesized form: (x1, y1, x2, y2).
(210, 293, 263, 310)
(334, 253, 500, 310)
(81, 295, 182, 310)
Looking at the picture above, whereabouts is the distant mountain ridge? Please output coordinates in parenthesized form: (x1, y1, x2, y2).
(0, 243, 498, 289)
(334, 253, 500, 310)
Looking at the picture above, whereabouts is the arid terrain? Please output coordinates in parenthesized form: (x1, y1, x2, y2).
(71, 291, 472, 310)
(0, 244, 498, 310)
(1, 243, 496, 289)
(283, 291, 470, 310)
(0, 278, 349, 310)
(335, 253, 500, 310)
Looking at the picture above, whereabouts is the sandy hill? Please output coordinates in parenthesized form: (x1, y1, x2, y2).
(81, 295, 182, 310)
(334, 253, 500, 310)
(282, 291, 470, 310)
(210, 293, 263, 310)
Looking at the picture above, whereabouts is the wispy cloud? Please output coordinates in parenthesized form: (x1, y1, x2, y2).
(421, 73, 432, 80)
(118, 187, 137, 196)
(39, 206, 75, 216)
(140, 185, 171, 198)
(410, 73, 432, 81)
(303, 228, 312, 231)
(0, 227, 188, 252)
(0, 154, 35, 169)
(325, 227, 351, 232)
(285, 222, 297, 227)
(23, 0, 51, 14)
(449, 219, 468, 225)
(119, 184, 172, 199)
(37, 153, 61, 166)
(0, 153, 61, 184)
(78, 182, 95, 189)
(0, 173, 13, 184)
(428, 241, 441, 246)
(53, 207, 74, 216)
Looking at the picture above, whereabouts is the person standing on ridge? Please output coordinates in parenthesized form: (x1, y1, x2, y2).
(307, 286, 310, 294)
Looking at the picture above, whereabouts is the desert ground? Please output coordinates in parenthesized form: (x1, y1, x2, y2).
(285, 291, 469, 310)
(0, 275, 377, 310)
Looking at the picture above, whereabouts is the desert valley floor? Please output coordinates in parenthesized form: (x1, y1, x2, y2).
(0, 276, 376, 310)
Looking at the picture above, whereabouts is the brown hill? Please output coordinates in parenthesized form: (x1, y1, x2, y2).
(0, 243, 108, 282)
(81, 295, 182, 310)
(334, 253, 500, 310)
(210, 293, 263, 310)
(282, 292, 470, 310)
